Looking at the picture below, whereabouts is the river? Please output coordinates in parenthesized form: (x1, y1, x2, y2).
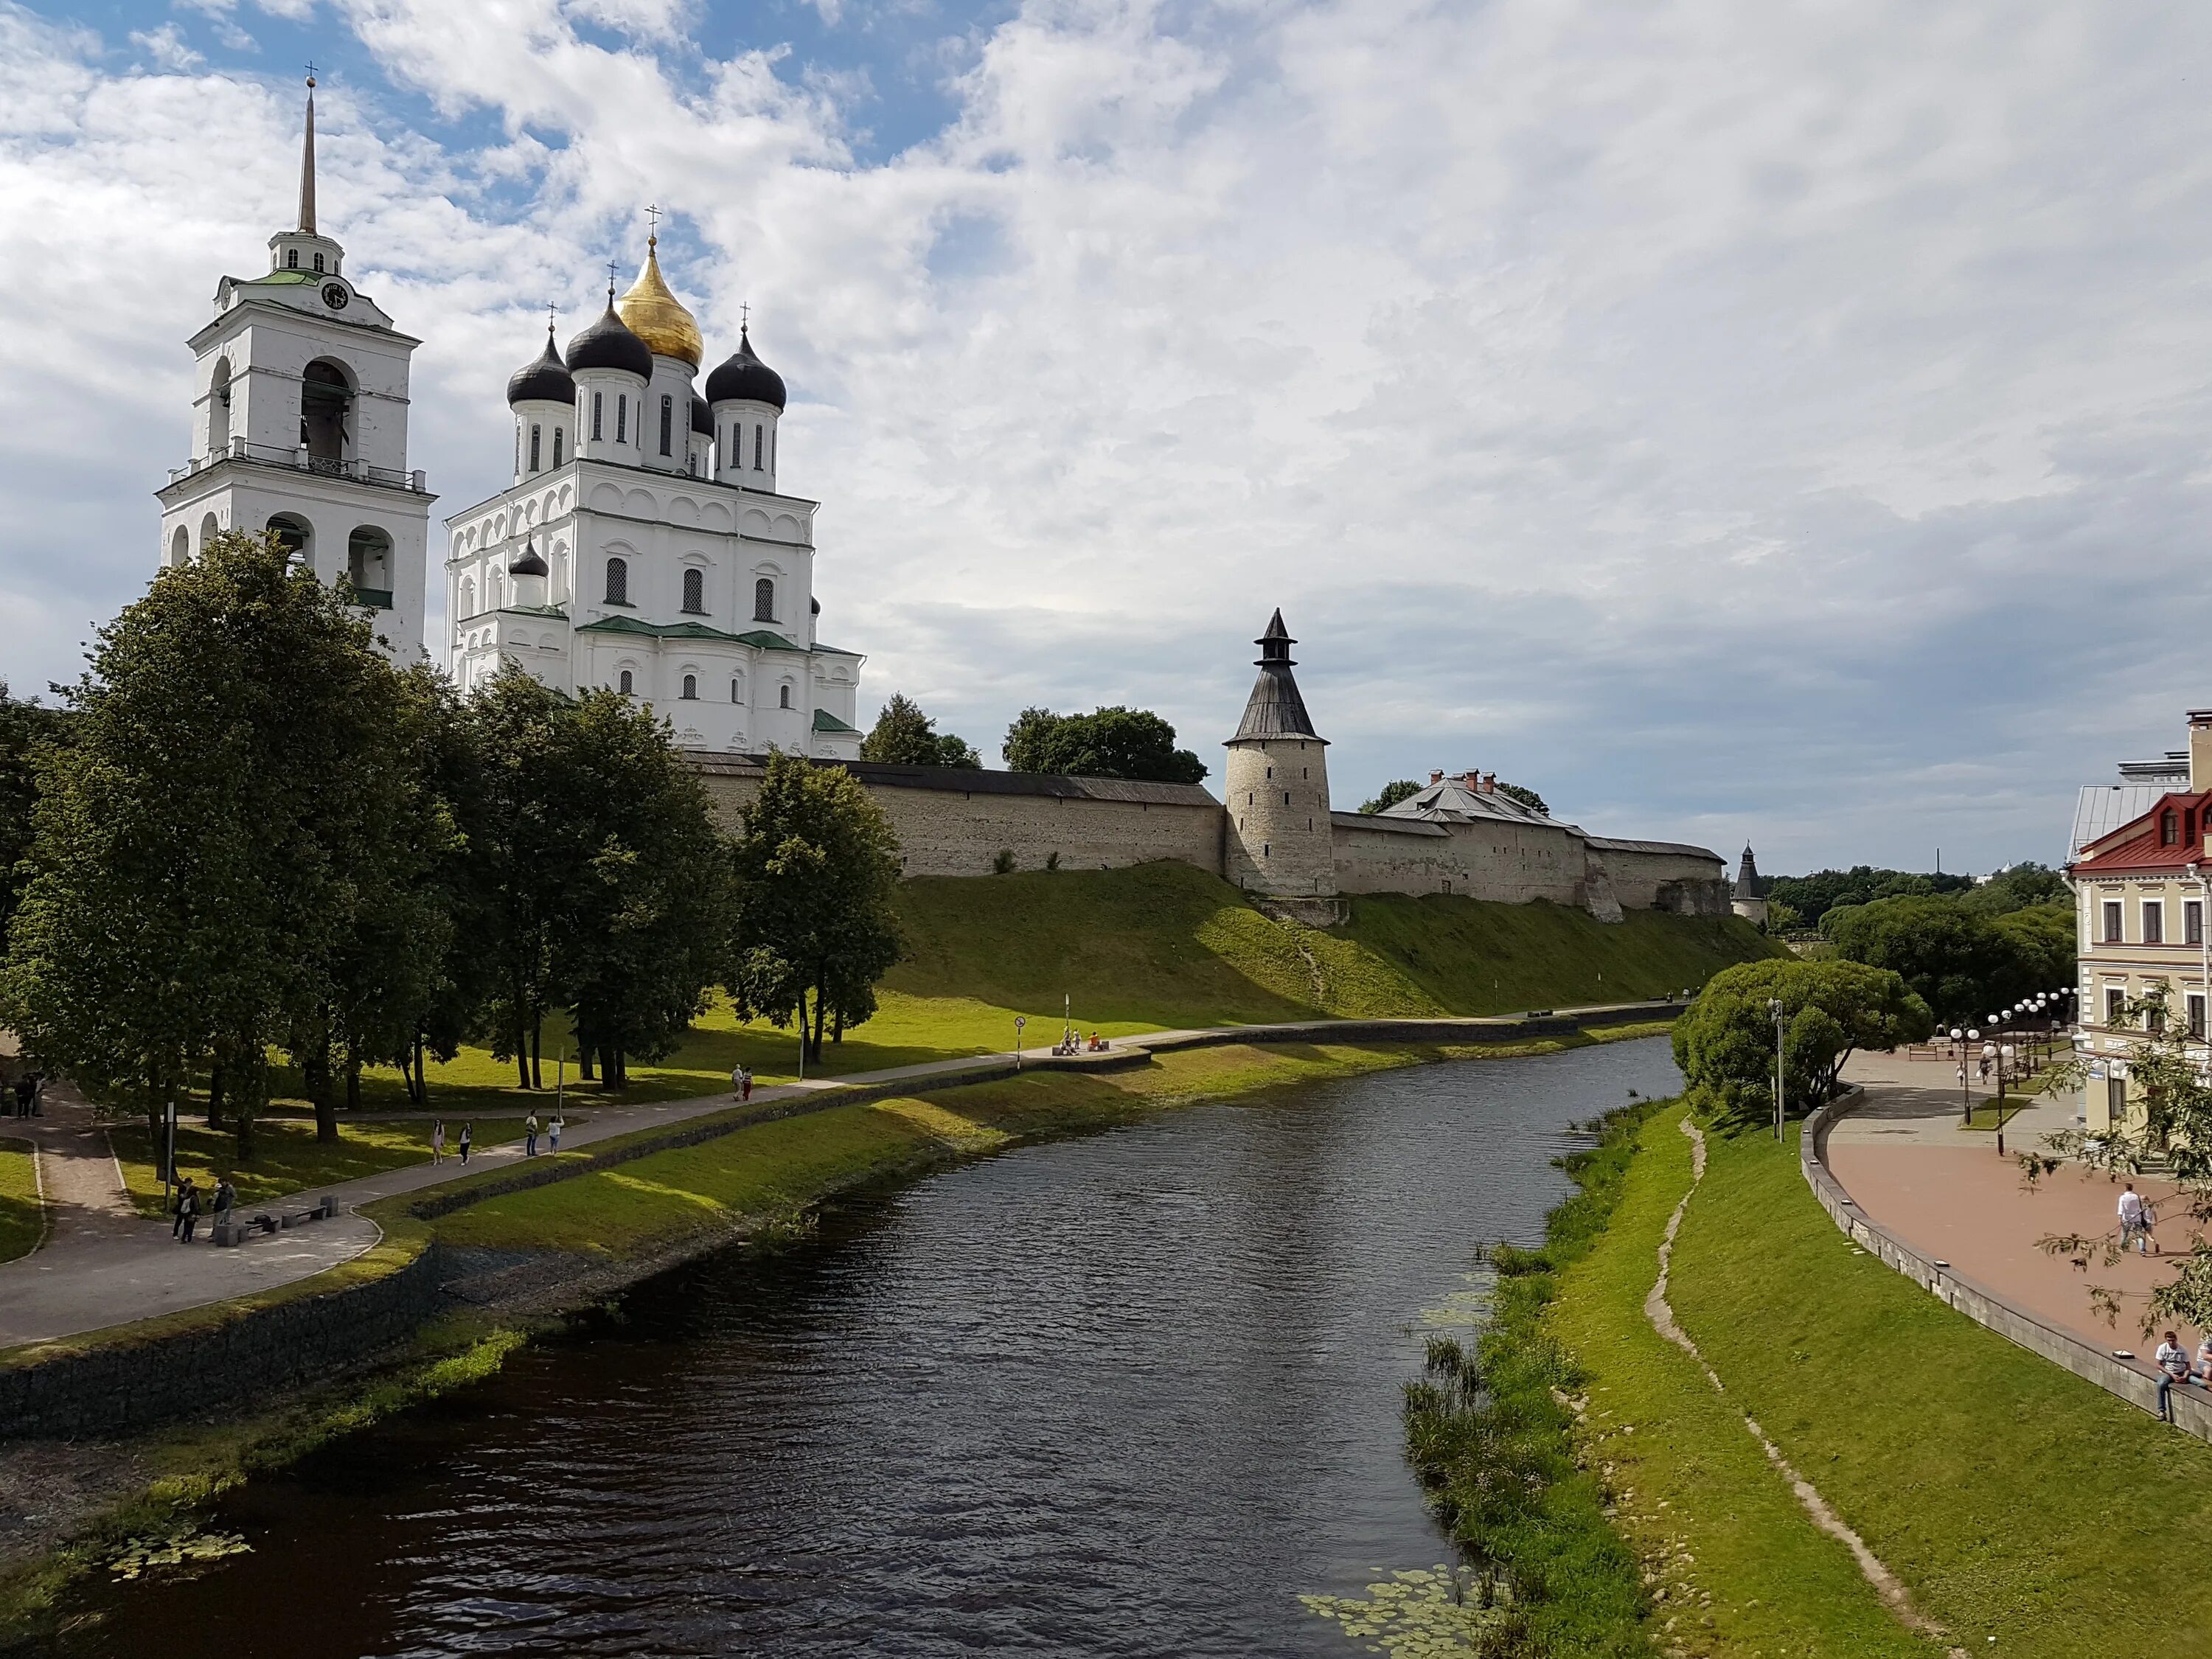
(41, 1039, 1680, 1657)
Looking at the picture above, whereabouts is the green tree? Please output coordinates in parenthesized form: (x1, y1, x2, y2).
(1359, 779, 1422, 815)
(1824, 894, 2065, 1024)
(2031, 984, 2212, 1332)
(1, 532, 428, 1158)
(1673, 958, 1932, 1129)
(0, 683, 70, 936)
(1495, 781, 1549, 817)
(559, 689, 729, 1090)
(1763, 900, 1805, 935)
(726, 751, 903, 1064)
(1959, 862, 2070, 917)
(1766, 864, 1973, 919)
(860, 692, 981, 768)
(1001, 706, 1207, 784)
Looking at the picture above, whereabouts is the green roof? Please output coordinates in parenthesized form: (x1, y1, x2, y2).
(812, 709, 860, 734)
(240, 269, 317, 286)
(574, 616, 811, 653)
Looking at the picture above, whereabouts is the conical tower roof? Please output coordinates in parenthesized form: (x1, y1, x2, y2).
(1231, 609, 1325, 744)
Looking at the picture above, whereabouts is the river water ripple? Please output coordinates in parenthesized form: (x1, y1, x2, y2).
(43, 1039, 1681, 1658)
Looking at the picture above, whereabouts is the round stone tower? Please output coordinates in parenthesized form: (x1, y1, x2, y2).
(1224, 610, 1337, 897)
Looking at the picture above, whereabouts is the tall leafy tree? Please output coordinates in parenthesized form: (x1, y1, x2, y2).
(1673, 958, 1932, 1129)
(2, 532, 428, 1156)
(560, 688, 728, 1088)
(1359, 779, 1421, 814)
(726, 751, 903, 1064)
(1825, 894, 2065, 1024)
(0, 683, 70, 936)
(860, 692, 981, 768)
(1001, 706, 1206, 784)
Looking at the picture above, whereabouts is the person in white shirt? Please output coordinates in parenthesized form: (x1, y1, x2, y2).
(2194, 1335, 2212, 1385)
(2118, 1184, 2150, 1254)
(2156, 1331, 2193, 1419)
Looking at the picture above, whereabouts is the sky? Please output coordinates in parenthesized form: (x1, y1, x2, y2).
(3, 0, 2209, 877)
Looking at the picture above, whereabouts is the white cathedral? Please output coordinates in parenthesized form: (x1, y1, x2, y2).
(159, 80, 866, 760)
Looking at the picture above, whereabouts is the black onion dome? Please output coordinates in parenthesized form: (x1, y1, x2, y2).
(566, 301, 653, 378)
(691, 394, 712, 435)
(506, 327, 575, 406)
(704, 326, 787, 408)
(507, 537, 548, 579)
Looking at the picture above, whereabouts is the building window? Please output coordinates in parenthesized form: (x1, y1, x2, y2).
(553, 428, 564, 467)
(1263, 842, 1270, 858)
(779, 684, 792, 709)
(731, 678, 742, 703)
(2188, 900, 2204, 945)
(2191, 994, 2207, 1040)
(754, 425, 764, 469)
(617, 394, 629, 444)
(287, 248, 299, 268)
(619, 669, 634, 695)
(529, 425, 542, 472)
(2163, 812, 2180, 846)
(2107, 985, 2126, 1025)
(681, 673, 698, 700)
(2104, 900, 2124, 943)
(660, 394, 673, 456)
(2144, 901, 2165, 945)
(605, 557, 628, 605)
(682, 568, 705, 613)
(592, 393, 603, 442)
(754, 577, 775, 622)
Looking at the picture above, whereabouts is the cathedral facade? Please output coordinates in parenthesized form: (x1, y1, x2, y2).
(442, 241, 863, 757)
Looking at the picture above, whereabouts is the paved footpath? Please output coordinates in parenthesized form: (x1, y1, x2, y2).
(0, 1011, 1655, 1351)
(1826, 1048, 2195, 1356)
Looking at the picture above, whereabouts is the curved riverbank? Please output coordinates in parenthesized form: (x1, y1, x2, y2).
(0, 1023, 1669, 1639)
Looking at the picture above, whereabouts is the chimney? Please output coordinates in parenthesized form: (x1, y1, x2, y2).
(1481, 772, 1497, 793)
(1429, 770, 1444, 785)
(1461, 771, 1482, 791)
(2192, 712, 2212, 793)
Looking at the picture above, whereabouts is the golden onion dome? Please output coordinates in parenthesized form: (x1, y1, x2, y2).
(615, 236, 703, 366)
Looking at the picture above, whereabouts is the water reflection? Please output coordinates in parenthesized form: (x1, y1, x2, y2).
(44, 1040, 1679, 1658)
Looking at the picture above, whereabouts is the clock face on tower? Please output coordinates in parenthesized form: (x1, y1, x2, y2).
(321, 282, 350, 310)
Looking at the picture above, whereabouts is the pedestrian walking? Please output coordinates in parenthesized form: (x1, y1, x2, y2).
(11, 1073, 29, 1119)
(731, 1062, 744, 1099)
(549, 1111, 563, 1153)
(525, 1112, 540, 1157)
(431, 1120, 446, 1164)
(175, 1178, 201, 1245)
(2119, 1183, 2151, 1254)
(2142, 1195, 2163, 1256)
(2157, 1329, 2193, 1418)
(459, 1122, 473, 1164)
(171, 1175, 196, 1240)
(29, 1071, 44, 1118)
(740, 1066, 753, 1103)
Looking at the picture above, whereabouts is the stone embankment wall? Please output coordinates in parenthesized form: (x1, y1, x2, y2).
(1329, 811, 1589, 903)
(1802, 1097, 2212, 1444)
(1593, 843, 1733, 917)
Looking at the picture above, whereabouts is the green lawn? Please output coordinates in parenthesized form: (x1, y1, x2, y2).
(1547, 1112, 1932, 1657)
(151, 863, 1776, 1147)
(1670, 1121, 2212, 1654)
(0, 1139, 41, 1263)
(108, 1116, 570, 1217)
(428, 1040, 1472, 1259)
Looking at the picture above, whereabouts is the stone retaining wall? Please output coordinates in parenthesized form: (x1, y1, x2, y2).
(0, 1237, 450, 1442)
(1801, 1098, 2212, 1444)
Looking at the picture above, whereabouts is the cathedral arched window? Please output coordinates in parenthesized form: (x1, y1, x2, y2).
(682, 568, 705, 614)
(529, 425, 542, 473)
(619, 669, 633, 695)
(286, 248, 299, 268)
(681, 673, 698, 700)
(660, 394, 673, 456)
(779, 683, 792, 709)
(300, 360, 352, 472)
(170, 526, 189, 566)
(730, 675, 743, 703)
(552, 428, 563, 467)
(616, 394, 628, 445)
(591, 393, 603, 442)
(605, 557, 628, 605)
(313, 251, 325, 273)
(754, 425, 764, 469)
(459, 576, 476, 617)
(754, 577, 775, 622)
(208, 358, 232, 453)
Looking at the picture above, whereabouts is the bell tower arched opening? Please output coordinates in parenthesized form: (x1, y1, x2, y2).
(301, 358, 353, 472)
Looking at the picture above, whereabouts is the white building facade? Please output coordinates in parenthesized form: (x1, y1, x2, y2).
(445, 237, 863, 757)
(156, 80, 432, 661)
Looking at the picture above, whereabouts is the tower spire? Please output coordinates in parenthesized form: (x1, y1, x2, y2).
(298, 70, 318, 236)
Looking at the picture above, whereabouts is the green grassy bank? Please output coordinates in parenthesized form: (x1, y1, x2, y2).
(0, 1140, 41, 1264)
(1491, 1108, 2212, 1657)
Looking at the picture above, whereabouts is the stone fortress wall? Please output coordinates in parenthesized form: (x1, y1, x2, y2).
(687, 756, 1729, 921)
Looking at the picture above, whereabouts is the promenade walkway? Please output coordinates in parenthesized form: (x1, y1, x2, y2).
(0, 1009, 1653, 1352)
(1826, 1048, 2194, 1356)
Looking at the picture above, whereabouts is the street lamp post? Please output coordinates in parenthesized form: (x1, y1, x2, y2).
(1768, 997, 1786, 1142)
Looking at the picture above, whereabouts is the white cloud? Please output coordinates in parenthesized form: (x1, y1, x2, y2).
(3, 0, 2211, 872)
(128, 23, 204, 71)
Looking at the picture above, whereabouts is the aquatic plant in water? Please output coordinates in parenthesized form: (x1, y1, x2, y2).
(108, 1526, 251, 1581)
(1300, 1565, 1507, 1654)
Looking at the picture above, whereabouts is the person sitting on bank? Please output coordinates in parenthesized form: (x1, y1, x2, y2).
(2157, 1330, 2194, 1418)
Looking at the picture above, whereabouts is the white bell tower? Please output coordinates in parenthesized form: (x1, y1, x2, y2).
(154, 75, 434, 661)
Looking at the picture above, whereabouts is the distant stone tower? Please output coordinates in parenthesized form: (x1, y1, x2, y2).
(1731, 843, 1769, 927)
(1224, 611, 1337, 898)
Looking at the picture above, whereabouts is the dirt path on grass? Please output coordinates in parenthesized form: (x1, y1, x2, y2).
(1646, 1113, 1962, 1658)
